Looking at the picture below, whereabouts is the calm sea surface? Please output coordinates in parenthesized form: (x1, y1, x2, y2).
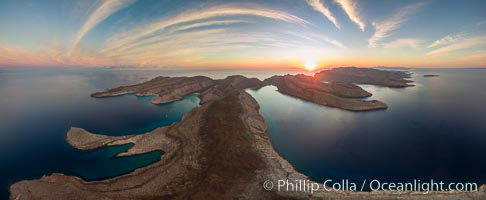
(0, 67, 303, 198)
(247, 68, 486, 189)
(0, 67, 485, 197)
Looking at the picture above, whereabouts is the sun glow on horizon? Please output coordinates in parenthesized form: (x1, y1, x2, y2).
(304, 59, 318, 71)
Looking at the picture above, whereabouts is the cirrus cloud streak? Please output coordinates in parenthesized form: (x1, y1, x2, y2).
(101, 4, 310, 53)
(334, 0, 365, 31)
(306, 0, 340, 29)
(368, 2, 426, 48)
(72, 0, 136, 48)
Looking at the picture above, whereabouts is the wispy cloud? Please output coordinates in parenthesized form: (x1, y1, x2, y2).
(382, 38, 422, 49)
(306, 0, 340, 29)
(464, 52, 486, 60)
(334, 0, 365, 31)
(368, 2, 426, 48)
(316, 35, 346, 48)
(0, 42, 115, 67)
(102, 23, 347, 67)
(101, 4, 309, 53)
(72, 0, 136, 48)
(427, 35, 486, 56)
(107, 29, 231, 58)
(110, 29, 286, 67)
(0, 44, 12, 53)
(285, 31, 346, 48)
(169, 19, 250, 33)
(427, 21, 486, 48)
(427, 33, 465, 48)
(0, 43, 59, 66)
(104, 20, 251, 57)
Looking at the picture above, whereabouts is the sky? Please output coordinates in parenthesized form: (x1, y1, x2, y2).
(0, 0, 485, 69)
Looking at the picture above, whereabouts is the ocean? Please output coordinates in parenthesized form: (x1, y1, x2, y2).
(0, 67, 485, 197)
(247, 68, 486, 189)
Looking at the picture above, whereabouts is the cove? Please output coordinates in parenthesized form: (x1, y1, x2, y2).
(0, 68, 200, 198)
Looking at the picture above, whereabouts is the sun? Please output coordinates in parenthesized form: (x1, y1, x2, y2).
(304, 59, 318, 71)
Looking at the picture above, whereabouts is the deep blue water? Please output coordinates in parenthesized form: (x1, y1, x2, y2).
(1, 67, 485, 198)
(0, 67, 304, 199)
(247, 68, 486, 188)
(0, 68, 203, 198)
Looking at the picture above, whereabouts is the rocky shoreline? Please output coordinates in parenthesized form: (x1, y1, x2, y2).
(10, 68, 486, 199)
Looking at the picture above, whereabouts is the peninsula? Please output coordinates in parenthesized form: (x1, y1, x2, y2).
(10, 68, 486, 200)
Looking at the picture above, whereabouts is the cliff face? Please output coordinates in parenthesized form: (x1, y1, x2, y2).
(264, 74, 387, 111)
(315, 67, 414, 88)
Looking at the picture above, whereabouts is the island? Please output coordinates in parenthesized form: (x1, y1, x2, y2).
(424, 74, 440, 77)
(264, 74, 387, 111)
(10, 68, 486, 200)
(315, 67, 414, 87)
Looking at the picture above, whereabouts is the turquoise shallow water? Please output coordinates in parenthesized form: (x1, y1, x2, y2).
(247, 68, 486, 189)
